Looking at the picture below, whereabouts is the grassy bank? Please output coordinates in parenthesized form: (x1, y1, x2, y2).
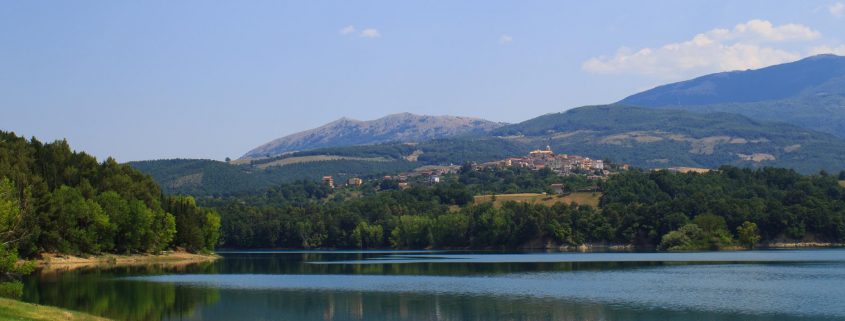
(34, 251, 220, 273)
(0, 298, 110, 321)
(474, 192, 602, 208)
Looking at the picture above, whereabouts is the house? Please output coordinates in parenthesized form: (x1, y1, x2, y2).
(322, 176, 335, 189)
(347, 177, 363, 187)
(579, 158, 593, 169)
(550, 183, 565, 195)
(506, 157, 532, 168)
(429, 175, 441, 184)
(529, 145, 554, 158)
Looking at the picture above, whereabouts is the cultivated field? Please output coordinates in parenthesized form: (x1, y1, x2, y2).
(474, 192, 602, 208)
(840, 180, 845, 188)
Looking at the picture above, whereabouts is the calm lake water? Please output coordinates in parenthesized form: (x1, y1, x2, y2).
(21, 249, 845, 321)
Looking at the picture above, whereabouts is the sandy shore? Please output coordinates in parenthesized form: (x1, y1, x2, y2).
(763, 242, 845, 248)
(33, 251, 220, 272)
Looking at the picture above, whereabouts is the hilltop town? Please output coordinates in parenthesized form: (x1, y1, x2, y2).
(323, 146, 629, 190)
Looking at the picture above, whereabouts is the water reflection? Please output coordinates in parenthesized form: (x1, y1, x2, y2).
(169, 289, 825, 321)
(23, 263, 221, 321)
(20, 250, 845, 321)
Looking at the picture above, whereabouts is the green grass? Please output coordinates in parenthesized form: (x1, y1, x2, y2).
(0, 298, 110, 321)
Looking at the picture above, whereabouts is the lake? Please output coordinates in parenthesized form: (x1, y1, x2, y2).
(21, 249, 845, 321)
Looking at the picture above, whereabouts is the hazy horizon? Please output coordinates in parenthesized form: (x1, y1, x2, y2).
(3, 0, 845, 161)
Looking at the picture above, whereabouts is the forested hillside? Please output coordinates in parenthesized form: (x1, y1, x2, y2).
(213, 165, 845, 250)
(618, 54, 845, 138)
(129, 158, 418, 196)
(0, 130, 224, 285)
(0, 131, 220, 257)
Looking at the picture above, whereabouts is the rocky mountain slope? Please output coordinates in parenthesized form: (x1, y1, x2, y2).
(242, 113, 504, 159)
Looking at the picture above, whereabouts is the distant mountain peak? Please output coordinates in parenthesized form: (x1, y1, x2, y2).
(618, 54, 845, 107)
(241, 113, 505, 159)
(615, 54, 845, 139)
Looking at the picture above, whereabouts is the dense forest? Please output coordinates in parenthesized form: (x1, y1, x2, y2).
(213, 165, 845, 251)
(0, 131, 220, 297)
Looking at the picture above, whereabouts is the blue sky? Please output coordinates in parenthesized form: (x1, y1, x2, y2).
(2, 1, 845, 161)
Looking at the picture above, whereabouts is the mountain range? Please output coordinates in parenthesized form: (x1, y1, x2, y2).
(130, 54, 845, 196)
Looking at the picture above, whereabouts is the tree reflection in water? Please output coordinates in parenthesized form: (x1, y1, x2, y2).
(22, 262, 220, 321)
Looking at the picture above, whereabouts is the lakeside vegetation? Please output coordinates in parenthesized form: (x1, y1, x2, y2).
(212, 164, 845, 251)
(0, 131, 220, 299)
(0, 298, 111, 321)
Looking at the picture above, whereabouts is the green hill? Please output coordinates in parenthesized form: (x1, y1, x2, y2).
(491, 105, 845, 173)
(618, 54, 845, 138)
(128, 157, 418, 196)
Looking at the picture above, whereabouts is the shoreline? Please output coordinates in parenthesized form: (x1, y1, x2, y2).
(0, 298, 112, 321)
(32, 251, 220, 272)
(761, 242, 845, 248)
(219, 241, 845, 253)
(555, 242, 845, 252)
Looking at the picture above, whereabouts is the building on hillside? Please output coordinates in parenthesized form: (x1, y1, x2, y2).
(550, 183, 565, 195)
(322, 176, 335, 189)
(347, 177, 363, 187)
(529, 145, 554, 157)
(505, 157, 532, 168)
(429, 175, 441, 184)
(579, 158, 593, 170)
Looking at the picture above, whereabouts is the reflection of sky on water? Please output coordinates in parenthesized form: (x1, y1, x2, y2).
(129, 261, 845, 319)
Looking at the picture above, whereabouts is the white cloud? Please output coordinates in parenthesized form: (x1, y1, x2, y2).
(499, 34, 513, 45)
(339, 25, 356, 35)
(809, 44, 845, 55)
(360, 28, 381, 38)
(582, 19, 825, 79)
(830, 2, 845, 17)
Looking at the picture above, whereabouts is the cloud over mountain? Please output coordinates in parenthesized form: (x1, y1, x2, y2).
(582, 19, 831, 79)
